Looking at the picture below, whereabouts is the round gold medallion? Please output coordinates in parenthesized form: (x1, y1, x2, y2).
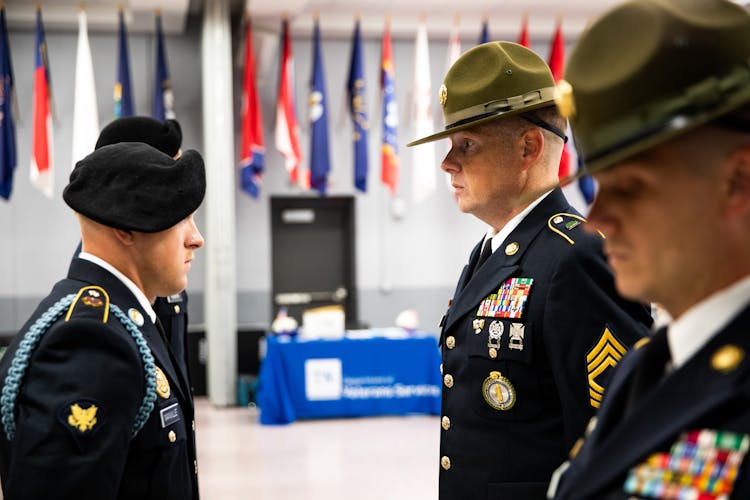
(482, 371, 516, 411)
(505, 242, 519, 256)
(155, 366, 171, 399)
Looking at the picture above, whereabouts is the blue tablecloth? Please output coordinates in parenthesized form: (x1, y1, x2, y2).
(256, 334, 442, 425)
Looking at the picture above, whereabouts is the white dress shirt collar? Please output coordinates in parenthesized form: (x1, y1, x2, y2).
(668, 274, 750, 369)
(482, 190, 553, 253)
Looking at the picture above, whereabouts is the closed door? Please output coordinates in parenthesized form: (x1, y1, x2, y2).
(270, 196, 358, 328)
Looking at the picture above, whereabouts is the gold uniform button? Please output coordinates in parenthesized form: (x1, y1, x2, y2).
(441, 416, 451, 430)
(444, 374, 454, 388)
(711, 344, 745, 373)
(441, 456, 451, 470)
(194, 460, 198, 475)
(505, 242, 519, 256)
(168, 430, 176, 443)
(174, 304, 181, 314)
(446, 336, 456, 349)
(192, 420, 196, 431)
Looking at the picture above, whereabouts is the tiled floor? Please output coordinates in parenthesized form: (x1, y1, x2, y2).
(195, 398, 440, 500)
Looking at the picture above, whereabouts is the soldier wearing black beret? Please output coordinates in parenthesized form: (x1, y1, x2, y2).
(83, 116, 193, 406)
(549, 0, 750, 499)
(407, 42, 653, 499)
(0, 142, 205, 499)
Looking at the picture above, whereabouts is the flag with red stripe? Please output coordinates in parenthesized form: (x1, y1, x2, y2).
(275, 18, 303, 187)
(30, 7, 54, 198)
(239, 18, 265, 198)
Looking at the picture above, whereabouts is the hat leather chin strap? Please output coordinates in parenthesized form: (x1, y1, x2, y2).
(521, 113, 568, 143)
(445, 86, 557, 129)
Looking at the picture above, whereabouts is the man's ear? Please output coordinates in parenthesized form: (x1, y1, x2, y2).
(521, 127, 544, 168)
(111, 227, 136, 246)
(724, 144, 750, 219)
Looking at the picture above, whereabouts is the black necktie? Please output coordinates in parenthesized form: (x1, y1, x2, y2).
(625, 327, 671, 416)
(472, 238, 494, 276)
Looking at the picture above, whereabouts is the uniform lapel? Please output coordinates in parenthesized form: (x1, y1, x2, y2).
(571, 311, 750, 499)
(444, 189, 571, 332)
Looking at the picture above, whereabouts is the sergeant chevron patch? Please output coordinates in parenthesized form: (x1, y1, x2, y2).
(586, 326, 627, 408)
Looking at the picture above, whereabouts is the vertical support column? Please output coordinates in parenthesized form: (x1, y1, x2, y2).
(201, 0, 237, 406)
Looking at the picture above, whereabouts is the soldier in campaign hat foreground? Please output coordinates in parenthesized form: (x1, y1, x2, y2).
(549, 0, 750, 498)
(408, 41, 652, 499)
(0, 142, 204, 499)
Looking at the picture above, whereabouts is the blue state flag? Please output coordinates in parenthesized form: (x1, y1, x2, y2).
(0, 6, 16, 200)
(152, 12, 174, 120)
(115, 9, 134, 117)
(309, 19, 330, 195)
(347, 19, 369, 193)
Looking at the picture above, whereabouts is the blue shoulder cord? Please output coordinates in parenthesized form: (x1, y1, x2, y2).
(0, 294, 157, 441)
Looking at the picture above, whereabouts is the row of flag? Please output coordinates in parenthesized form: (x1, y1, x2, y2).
(0, 8, 595, 205)
(0, 7, 173, 201)
(238, 16, 596, 203)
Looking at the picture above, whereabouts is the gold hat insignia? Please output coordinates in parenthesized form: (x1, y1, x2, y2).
(554, 80, 576, 119)
(439, 84, 448, 107)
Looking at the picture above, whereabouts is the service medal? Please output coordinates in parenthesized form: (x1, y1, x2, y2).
(482, 371, 516, 411)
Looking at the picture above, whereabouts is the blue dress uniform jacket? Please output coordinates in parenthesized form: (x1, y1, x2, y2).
(0, 258, 199, 500)
(551, 306, 750, 500)
(438, 189, 652, 500)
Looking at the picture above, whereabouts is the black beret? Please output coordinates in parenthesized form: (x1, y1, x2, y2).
(95, 117, 182, 157)
(63, 142, 205, 233)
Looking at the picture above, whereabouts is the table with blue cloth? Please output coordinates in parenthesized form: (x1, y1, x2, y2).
(256, 333, 442, 425)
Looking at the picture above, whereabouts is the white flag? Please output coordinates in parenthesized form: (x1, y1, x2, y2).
(412, 21, 435, 204)
(72, 9, 99, 168)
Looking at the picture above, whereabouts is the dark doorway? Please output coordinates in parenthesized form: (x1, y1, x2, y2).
(270, 196, 359, 329)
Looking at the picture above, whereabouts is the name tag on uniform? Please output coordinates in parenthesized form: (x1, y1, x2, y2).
(166, 294, 183, 303)
(160, 403, 182, 428)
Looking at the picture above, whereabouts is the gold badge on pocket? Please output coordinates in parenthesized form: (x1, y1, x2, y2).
(482, 371, 516, 411)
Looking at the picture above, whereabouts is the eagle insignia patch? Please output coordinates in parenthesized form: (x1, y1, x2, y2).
(67, 402, 98, 433)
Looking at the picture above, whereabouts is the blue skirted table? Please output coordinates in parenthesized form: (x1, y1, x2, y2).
(256, 334, 442, 425)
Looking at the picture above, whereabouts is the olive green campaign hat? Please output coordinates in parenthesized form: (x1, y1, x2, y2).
(407, 41, 559, 146)
(560, 0, 750, 175)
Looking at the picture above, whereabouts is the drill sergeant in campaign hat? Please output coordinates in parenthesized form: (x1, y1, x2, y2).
(549, 0, 750, 499)
(407, 41, 653, 499)
(0, 143, 204, 499)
